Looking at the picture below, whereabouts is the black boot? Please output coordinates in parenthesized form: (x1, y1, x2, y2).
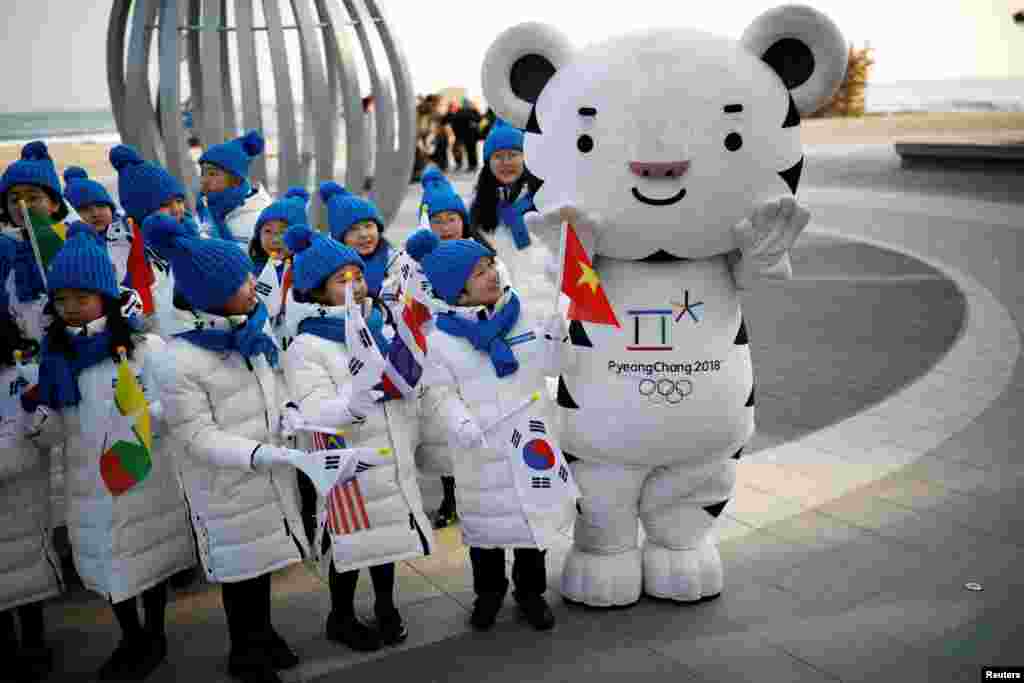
(470, 592, 505, 631)
(375, 606, 408, 646)
(98, 632, 163, 681)
(325, 612, 382, 652)
(16, 645, 53, 683)
(260, 628, 299, 670)
(432, 476, 458, 529)
(227, 647, 282, 683)
(515, 593, 555, 631)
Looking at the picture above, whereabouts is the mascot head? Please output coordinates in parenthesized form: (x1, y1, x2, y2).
(481, 5, 845, 260)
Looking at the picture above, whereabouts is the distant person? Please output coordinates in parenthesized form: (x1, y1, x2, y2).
(362, 95, 376, 192)
(196, 130, 273, 249)
(453, 100, 483, 174)
(429, 104, 454, 173)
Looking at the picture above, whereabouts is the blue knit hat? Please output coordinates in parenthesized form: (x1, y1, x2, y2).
(0, 141, 69, 222)
(47, 223, 119, 299)
(255, 186, 310, 233)
(483, 119, 524, 165)
(419, 167, 468, 223)
(62, 166, 116, 212)
(320, 182, 384, 242)
(143, 212, 254, 313)
(283, 224, 364, 294)
(199, 130, 264, 180)
(111, 145, 186, 223)
(406, 230, 492, 305)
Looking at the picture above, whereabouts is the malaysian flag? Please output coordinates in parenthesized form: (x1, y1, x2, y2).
(313, 431, 373, 536)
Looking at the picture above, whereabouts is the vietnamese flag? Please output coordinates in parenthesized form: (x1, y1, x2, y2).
(126, 220, 156, 314)
(560, 223, 620, 327)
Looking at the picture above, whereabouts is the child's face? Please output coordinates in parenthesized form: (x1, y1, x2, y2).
(342, 220, 380, 257)
(53, 288, 104, 328)
(457, 256, 501, 307)
(260, 219, 289, 258)
(319, 266, 367, 307)
(6, 184, 59, 227)
(157, 197, 186, 222)
(200, 163, 241, 195)
(429, 211, 464, 241)
(78, 203, 114, 232)
(219, 273, 259, 317)
(489, 150, 524, 186)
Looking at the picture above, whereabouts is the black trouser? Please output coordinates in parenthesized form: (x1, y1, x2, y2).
(461, 135, 479, 171)
(469, 547, 546, 599)
(221, 573, 272, 651)
(111, 580, 168, 639)
(328, 561, 396, 617)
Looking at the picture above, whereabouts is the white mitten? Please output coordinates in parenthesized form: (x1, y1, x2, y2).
(279, 402, 305, 438)
(524, 201, 600, 256)
(312, 386, 384, 426)
(347, 388, 384, 420)
(733, 196, 810, 267)
(251, 445, 303, 472)
(543, 311, 568, 341)
(454, 418, 485, 450)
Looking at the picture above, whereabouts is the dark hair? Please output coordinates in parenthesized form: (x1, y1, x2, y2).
(0, 187, 70, 226)
(249, 228, 272, 266)
(469, 163, 542, 234)
(0, 314, 39, 368)
(43, 294, 140, 363)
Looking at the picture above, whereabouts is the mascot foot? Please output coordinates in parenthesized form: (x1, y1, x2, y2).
(642, 540, 723, 603)
(559, 547, 642, 607)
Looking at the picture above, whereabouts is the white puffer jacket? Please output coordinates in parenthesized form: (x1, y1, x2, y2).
(31, 324, 195, 603)
(152, 306, 308, 583)
(283, 303, 433, 575)
(0, 363, 62, 611)
(422, 286, 575, 549)
(203, 185, 273, 250)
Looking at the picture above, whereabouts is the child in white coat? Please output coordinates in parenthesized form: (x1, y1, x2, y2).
(142, 213, 367, 683)
(197, 130, 273, 248)
(282, 225, 433, 651)
(408, 230, 576, 632)
(28, 224, 196, 681)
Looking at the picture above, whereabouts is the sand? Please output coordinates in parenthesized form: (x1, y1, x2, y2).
(2, 111, 1022, 183)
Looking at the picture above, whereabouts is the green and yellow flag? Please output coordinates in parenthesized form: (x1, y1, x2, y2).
(22, 206, 67, 270)
(99, 348, 152, 497)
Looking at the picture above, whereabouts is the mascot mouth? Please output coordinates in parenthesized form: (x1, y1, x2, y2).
(640, 250, 688, 262)
(632, 187, 687, 206)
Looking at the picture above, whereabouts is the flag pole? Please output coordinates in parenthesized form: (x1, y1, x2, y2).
(18, 200, 48, 291)
(553, 220, 568, 318)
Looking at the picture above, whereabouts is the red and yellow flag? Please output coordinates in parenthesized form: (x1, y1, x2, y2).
(560, 223, 619, 327)
(126, 220, 155, 314)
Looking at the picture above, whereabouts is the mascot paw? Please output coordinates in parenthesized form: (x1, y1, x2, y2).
(642, 540, 723, 603)
(560, 547, 642, 607)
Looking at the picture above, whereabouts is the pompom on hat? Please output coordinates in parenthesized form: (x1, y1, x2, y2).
(110, 144, 186, 223)
(483, 119, 524, 165)
(198, 130, 265, 180)
(62, 166, 116, 212)
(419, 167, 467, 223)
(320, 181, 384, 242)
(0, 140, 69, 222)
(283, 224, 364, 295)
(46, 222, 119, 299)
(255, 186, 310, 233)
(406, 229, 492, 305)
(142, 212, 254, 313)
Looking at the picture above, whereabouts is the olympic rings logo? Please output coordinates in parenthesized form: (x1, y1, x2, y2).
(638, 377, 693, 405)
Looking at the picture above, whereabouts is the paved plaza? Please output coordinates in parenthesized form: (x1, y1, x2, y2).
(42, 145, 1024, 682)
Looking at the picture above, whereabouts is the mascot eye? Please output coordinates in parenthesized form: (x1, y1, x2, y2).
(724, 133, 743, 152)
(577, 135, 594, 154)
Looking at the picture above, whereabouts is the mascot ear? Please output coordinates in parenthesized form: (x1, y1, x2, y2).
(741, 5, 847, 115)
(481, 22, 574, 130)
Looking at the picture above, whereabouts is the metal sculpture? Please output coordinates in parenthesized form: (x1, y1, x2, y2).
(107, 0, 415, 226)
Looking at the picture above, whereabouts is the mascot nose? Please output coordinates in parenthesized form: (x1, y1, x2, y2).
(628, 161, 690, 179)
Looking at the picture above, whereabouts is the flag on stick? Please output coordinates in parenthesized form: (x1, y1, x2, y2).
(18, 201, 67, 289)
(99, 347, 152, 496)
(125, 220, 155, 314)
(559, 222, 619, 327)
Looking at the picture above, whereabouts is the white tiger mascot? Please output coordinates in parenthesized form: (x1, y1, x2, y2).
(481, 5, 846, 607)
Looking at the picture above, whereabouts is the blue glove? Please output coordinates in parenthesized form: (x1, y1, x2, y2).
(497, 193, 535, 250)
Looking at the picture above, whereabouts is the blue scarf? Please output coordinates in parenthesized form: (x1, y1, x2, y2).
(176, 301, 279, 368)
(362, 242, 392, 297)
(10, 238, 46, 303)
(497, 192, 535, 250)
(35, 326, 114, 411)
(202, 181, 252, 242)
(435, 292, 521, 378)
(297, 304, 391, 355)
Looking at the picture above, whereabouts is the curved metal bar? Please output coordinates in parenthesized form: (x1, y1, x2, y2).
(363, 0, 416, 226)
(220, 0, 239, 135)
(125, 0, 164, 162)
(290, 0, 334, 224)
(187, 0, 205, 154)
(235, 0, 268, 187)
(342, 0, 393, 208)
(106, 0, 133, 143)
(199, 0, 227, 146)
(262, 0, 301, 189)
(158, 0, 197, 208)
(318, 0, 367, 196)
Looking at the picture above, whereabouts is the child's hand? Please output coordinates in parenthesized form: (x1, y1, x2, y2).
(279, 402, 305, 438)
(543, 312, 568, 341)
(454, 418, 486, 449)
(732, 196, 810, 265)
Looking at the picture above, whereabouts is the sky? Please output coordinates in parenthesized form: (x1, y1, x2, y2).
(0, 0, 1021, 113)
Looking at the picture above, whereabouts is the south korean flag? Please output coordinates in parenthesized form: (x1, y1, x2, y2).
(343, 277, 388, 395)
(105, 218, 132, 284)
(255, 256, 287, 319)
